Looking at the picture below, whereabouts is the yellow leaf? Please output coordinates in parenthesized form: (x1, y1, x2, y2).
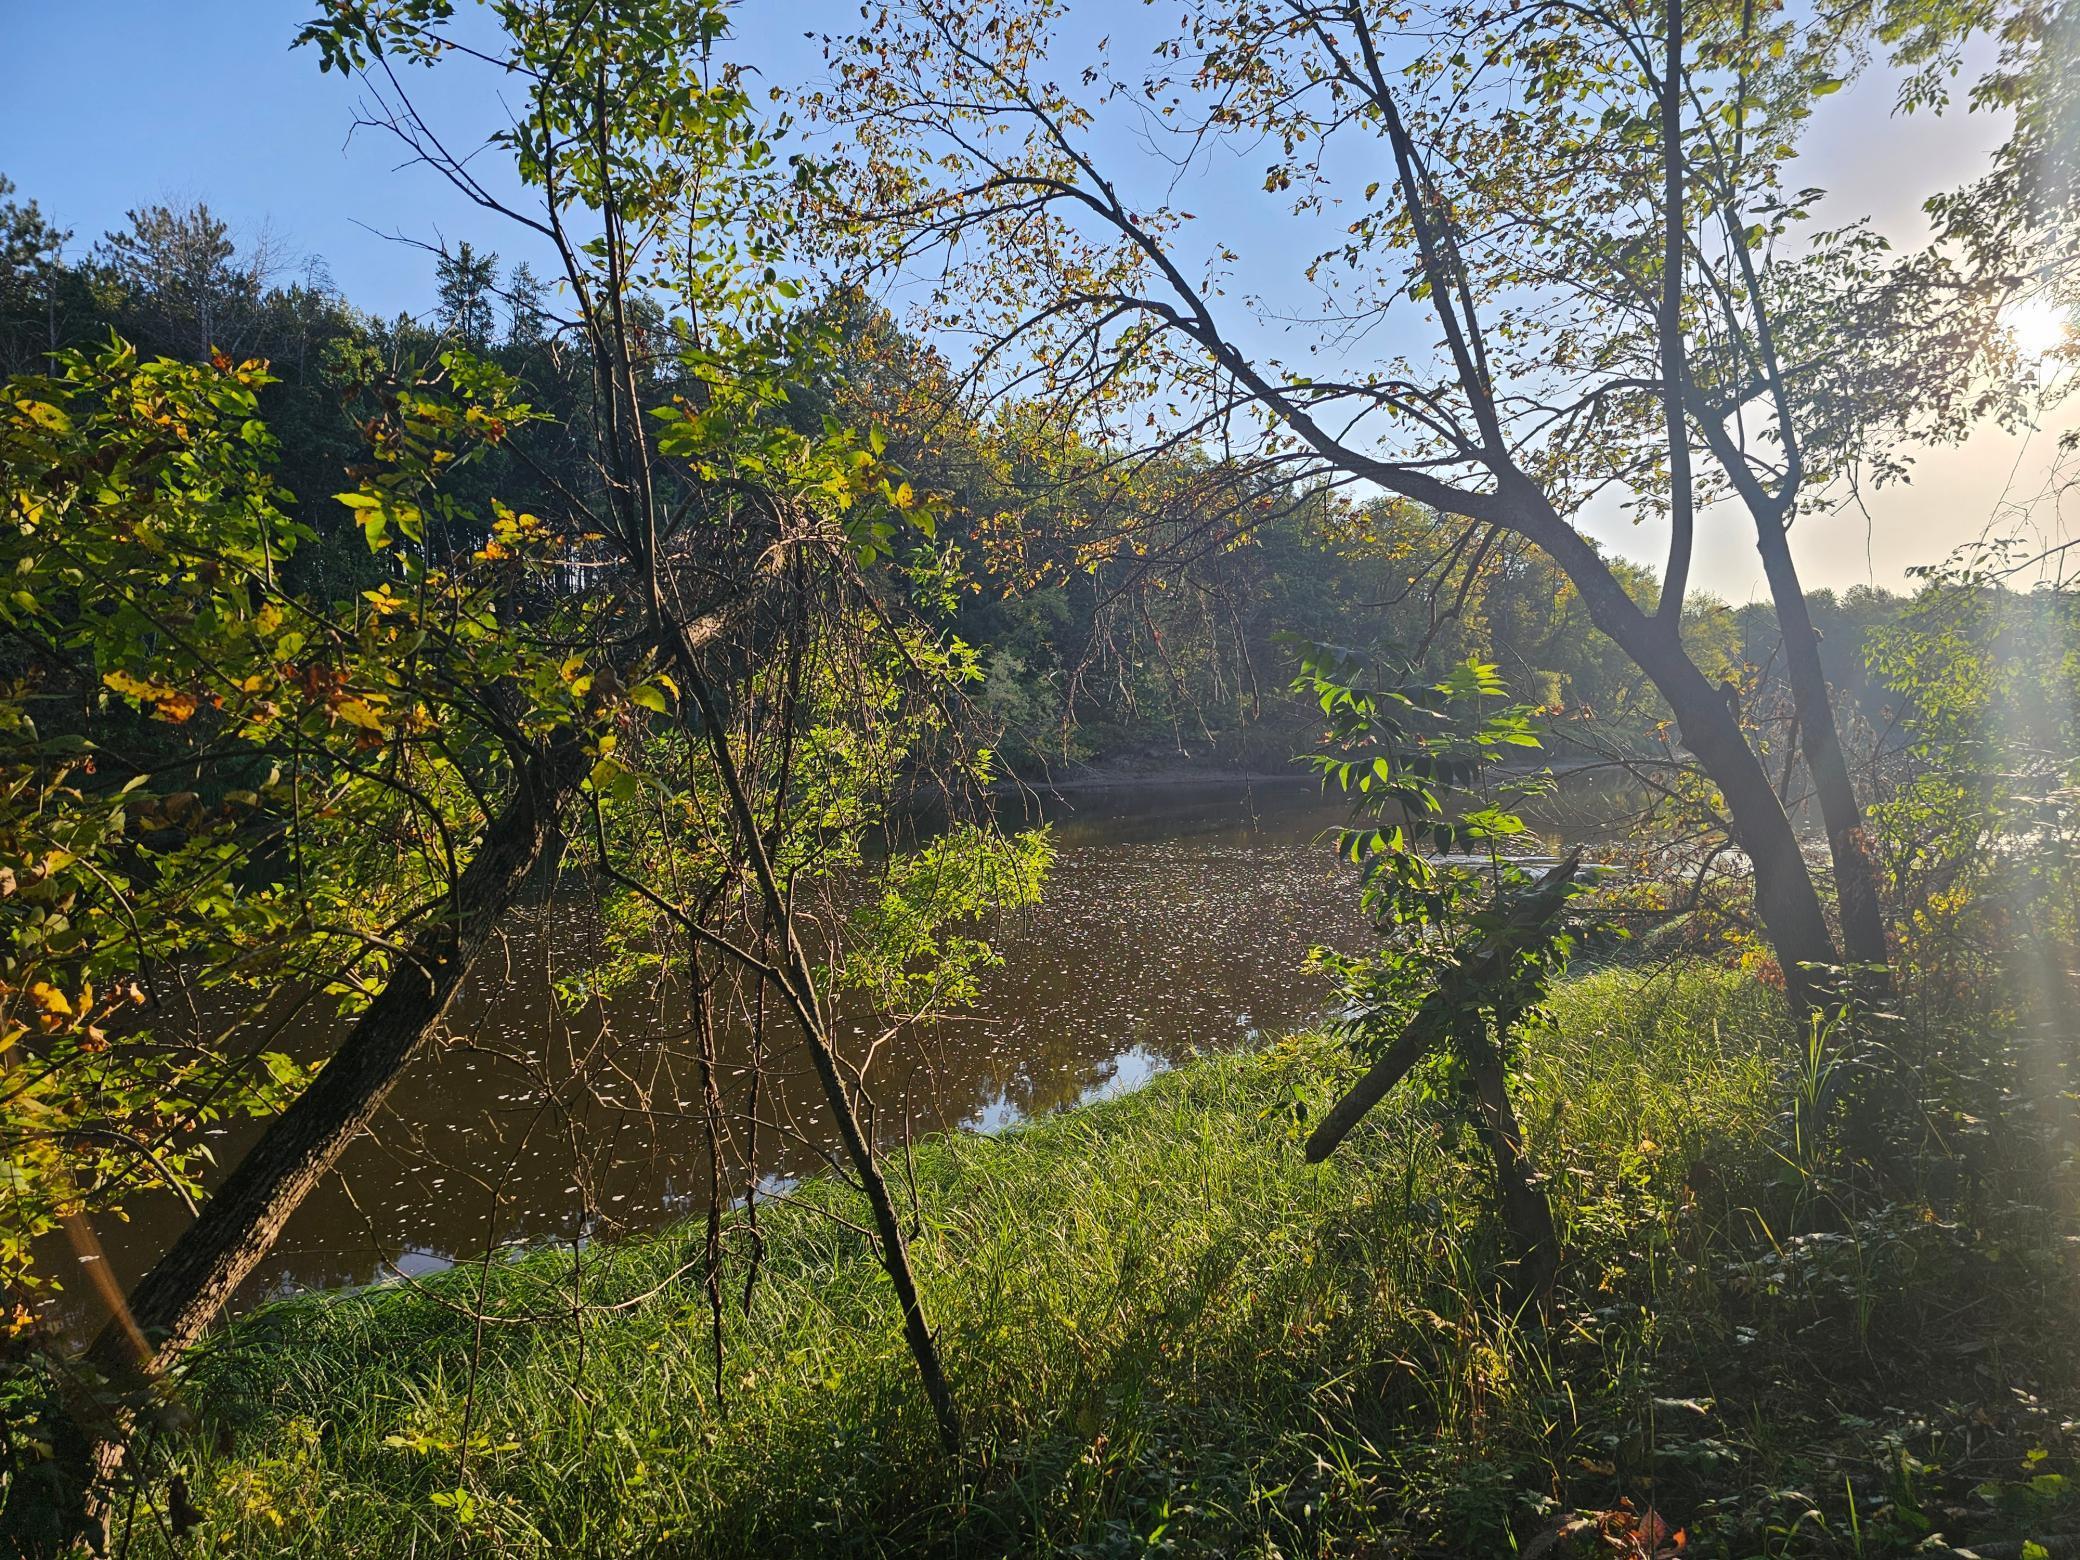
(13, 399, 71, 434)
(103, 670, 198, 723)
(29, 982, 72, 1025)
(333, 697, 387, 733)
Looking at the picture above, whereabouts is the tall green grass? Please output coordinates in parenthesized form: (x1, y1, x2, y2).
(120, 969, 2078, 1556)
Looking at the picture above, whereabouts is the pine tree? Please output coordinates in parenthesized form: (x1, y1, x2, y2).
(94, 200, 276, 360)
(504, 259, 546, 347)
(0, 174, 71, 370)
(434, 240, 499, 349)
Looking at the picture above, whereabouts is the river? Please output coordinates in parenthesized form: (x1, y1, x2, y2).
(45, 774, 1636, 1336)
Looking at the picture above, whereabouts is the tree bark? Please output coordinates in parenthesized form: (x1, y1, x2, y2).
(1459, 1018, 1560, 1306)
(1749, 513, 1892, 979)
(1497, 483, 1842, 1008)
(1653, 636, 1844, 1009)
(85, 736, 585, 1380)
(1303, 1025, 1434, 1165)
(59, 734, 589, 1549)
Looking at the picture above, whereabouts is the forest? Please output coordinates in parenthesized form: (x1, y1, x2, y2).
(0, 0, 2076, 1554)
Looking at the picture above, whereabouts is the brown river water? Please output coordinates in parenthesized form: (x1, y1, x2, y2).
(45, 775, 1634, 1337)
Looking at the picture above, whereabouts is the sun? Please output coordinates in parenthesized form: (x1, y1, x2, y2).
(2002, 296, 2071, 360)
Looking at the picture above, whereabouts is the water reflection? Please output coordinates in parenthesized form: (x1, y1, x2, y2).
(48, 776, 1615, 1334)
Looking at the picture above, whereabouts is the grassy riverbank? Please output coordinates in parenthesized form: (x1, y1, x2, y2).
(133, 969, 2080, 1557)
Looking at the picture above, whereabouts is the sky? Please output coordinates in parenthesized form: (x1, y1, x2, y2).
(2, 0, 2072, 601)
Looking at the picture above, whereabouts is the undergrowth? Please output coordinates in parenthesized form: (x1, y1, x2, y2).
(114, 968, 2080, 1557)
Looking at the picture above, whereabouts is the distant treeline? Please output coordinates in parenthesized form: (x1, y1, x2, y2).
(0, 178, 1927, 773)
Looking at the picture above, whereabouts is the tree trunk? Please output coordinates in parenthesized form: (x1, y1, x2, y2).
(1500, 484, 1842, 1008)
(1458, 1018, 1560, 1307)
(1655, 639, 1844, 1009)
(1750, 515, 1892, 979)
(87, 737, 583, 1378)
(61, 734, 588, 1548)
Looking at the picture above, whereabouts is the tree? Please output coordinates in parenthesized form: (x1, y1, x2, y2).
(0, 8, 1038, 1540)
(503, 258, 547, 348)
(0, 327, 648, 1544)
(810, 0, 2044, 1006)
(293, 0, 1022, 1460)
(0, 331, 616, 1549)
(0, 175, 70, 372)
(434, 240, 499, 349)
(92, 200, 279, 361)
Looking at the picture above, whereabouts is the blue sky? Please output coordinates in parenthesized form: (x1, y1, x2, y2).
(1, 1, 548, 320)
(3, 0, 2069, 598)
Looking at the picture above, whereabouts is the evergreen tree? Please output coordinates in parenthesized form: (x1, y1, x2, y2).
(434, 240, 498, 348)
(0, 174, 70, 372)
(504, 258, 546, 347)
(93, 200, 278, 360)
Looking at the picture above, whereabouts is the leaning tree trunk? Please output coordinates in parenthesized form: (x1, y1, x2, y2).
(1654, 639, 1844, 1009)
(1502, 484, 1842, 1009)
(1750, 515, 1892, 980)
(1300, 862, 1578, 1303)
(62, 733, 589, 1549)
(85, 737, 585, 1379)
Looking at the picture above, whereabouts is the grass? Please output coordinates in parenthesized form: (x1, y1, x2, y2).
(119, 967, 2080, 1557)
